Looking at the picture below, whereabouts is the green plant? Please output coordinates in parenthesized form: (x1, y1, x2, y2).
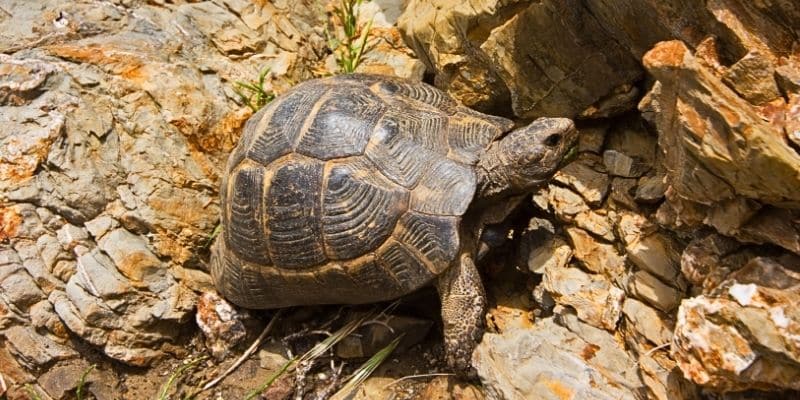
(203, 223, 222, 250)
(233, 68, 276, 112)
(243, 357, 296, 400)
(24, 385, 42, 400)
(330, 335, 402, 400)
(243, 311, 375, 399)
(328, 0, 374, 73)
(76, 364, 96, 400)
(157, 356, 208, 400)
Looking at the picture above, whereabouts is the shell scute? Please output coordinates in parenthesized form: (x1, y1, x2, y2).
(265, 158, 327, 269)
(295, 87, 386, 160)
(225, 165, 271, 265)
(321, 157, 408, 260)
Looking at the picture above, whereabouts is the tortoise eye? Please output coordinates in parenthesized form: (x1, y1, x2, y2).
(544, 133, 561, 146)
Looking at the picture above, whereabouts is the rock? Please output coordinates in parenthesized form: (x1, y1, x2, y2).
(177, 2, 265, 56)
(708, 205, 800, 256)
(335, 314, 432, 358)
(635, 174, 667, 203)
(0, 266, 45, 311)
(617, 213, 684, 286)
(566, 227, 626, 278)
(603, 150, 649, 178)
(98, 228, 163, 287)
(55, 224, 88, 250)
(353, 1, 425, 80)
(776, 63, 800, 95)
(0, 54, 57, 106)
(3, 325, 76, 369)
(258, 340, 291, 371)
(543, 264, 624, 330)
(37, 360, 94, 400)
(627, 270, 682, 313)
(637, 354, 701, 400)
(643, 40, 800, 207)
(608, 177, 640, 210)
(522, 232, 572, 275)
(0, 98, 65, 186)
(474, 318, 644, 400)
(579, 84, 641, 119)
(722, 51, 781, 105)
(553, 155, 610, 207)
(576, 123, 608, 154)
(548, 186, 615, 241)
(622, 298, 673, 346)
(398, 0, 642, 117)
(196, 291, 247, 360)
(672, 254, 800, 391)
(412, 376, 484, 400)
(681, 233, 756, 292)
(83, 215, 116, 240)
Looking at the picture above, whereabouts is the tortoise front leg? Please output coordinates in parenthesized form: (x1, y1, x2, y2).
(436, 252, 486, 375)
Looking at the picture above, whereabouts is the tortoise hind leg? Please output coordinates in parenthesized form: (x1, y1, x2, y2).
(435, 253, 486, 376)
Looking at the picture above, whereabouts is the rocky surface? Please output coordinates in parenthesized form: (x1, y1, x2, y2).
(2, 0, 800, 399)
(0, 0, 333, 398)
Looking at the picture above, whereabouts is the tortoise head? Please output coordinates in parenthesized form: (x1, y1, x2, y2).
(477, 118, 577, 200)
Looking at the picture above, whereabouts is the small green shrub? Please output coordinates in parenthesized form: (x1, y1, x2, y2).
(328, 0, 374, 73)
(232, 68, 276, 112)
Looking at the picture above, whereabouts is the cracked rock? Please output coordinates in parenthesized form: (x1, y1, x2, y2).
(672, 254, 800, 391)
(474, 318, 644, 400)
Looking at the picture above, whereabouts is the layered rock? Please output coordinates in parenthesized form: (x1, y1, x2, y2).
(398, 0, 642, 117)
(673, 255, 800, 391)
(0, 0, 332, 398)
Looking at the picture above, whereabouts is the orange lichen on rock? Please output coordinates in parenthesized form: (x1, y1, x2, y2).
(0, 206, 22, 242)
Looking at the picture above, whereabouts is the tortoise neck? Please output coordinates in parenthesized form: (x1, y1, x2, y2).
(475, 144, 516, 203)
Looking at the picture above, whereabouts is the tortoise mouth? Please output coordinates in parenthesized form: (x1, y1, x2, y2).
(558, 143, 579, 168)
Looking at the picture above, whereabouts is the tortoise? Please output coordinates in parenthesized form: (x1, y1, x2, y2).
(211, 73, 576, 372)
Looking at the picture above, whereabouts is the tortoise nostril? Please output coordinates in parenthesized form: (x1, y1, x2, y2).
(544, 133, 561, 146)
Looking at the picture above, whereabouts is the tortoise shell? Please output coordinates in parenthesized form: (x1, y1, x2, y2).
(212, 74, 513, 309)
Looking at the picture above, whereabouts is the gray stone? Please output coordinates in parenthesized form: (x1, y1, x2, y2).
(566, 227, 626, 278)
(617, 213, 684, 286)
(644, 40, 800, 209)
(0, 54, 57, 106)
(776, 64, 800, 95)
(73, 251, 134, 300)
(55, 224, 88, 250)
(577, 123, 608, 154)
(627, 270, 682, 313)
(398, 0, 642, 117)
(35, 233, 62, 271)
(603, 150, 649, 178)
(637, 354, 700, 400)
(98, 228, 162, 285)
(177, 2, 265, 56)
(543, 264, 624, 330)
(553, 155, 610, 207)
(84, 215, 116, 239)
(723, 51, 781, 105)
(524, 233, 572, 275)
(4, 325, 77, 369)
(622, 298, 673, 346)
(609, 177, 639, 210)
(474, 318, 644, 400)
(548, 185, 615, 241)
(0, 269, 45, 310)
(38, 360, 94, 400)
(635, 174, 667, 203)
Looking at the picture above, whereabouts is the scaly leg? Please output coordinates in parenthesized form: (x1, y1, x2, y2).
(436, 252, 486, 375)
